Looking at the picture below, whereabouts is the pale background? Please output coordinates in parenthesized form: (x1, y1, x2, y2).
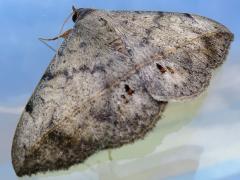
(0, 0, 239, 179)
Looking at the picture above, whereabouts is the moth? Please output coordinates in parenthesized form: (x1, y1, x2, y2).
(12, 6, 233, 176)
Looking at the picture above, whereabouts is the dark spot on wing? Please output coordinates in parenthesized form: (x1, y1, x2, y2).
(121, 94, 129, 104)
(79, 65, 91, 72)
(90, 102, 117, 124)
(127, 49, 133, 57)
(99, 17, 108, 26)
(122, 20, 128, 25)
(25, 100, 33, 113)
(42, 71, 54, 81)
(106, 59, 114, 67)
(72, 67, 77, 73)
(124, 84, 134, 95)
(91, 64, 106, 74)
(58, 50, 64, 56)
(48, 130, 71, 146)
(63, 69, 73, 81)
(140, 37, 149, 47)
(95, 52, 100, 58)
(184, 13, 193, 19)
(63, 69, 69, 76)
(104, 82, 110, 89)
(145, 29, 152, 36)
(121, 95, 126, 99)
(156, 63, 167, 73)
(201, 36, 218, 56)
(79, 42, 87, 48)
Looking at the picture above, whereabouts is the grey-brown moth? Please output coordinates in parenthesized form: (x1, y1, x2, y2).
(11, 7, 233, 177)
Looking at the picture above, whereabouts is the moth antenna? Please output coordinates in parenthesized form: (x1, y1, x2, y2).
(39, 29, 73, 52)
(38, 38, 56, 52)
(38, 6, 74, 52)
(72, 5, 77, 12)
(59, 5, 78, 35)
(59, 11, 74, 35)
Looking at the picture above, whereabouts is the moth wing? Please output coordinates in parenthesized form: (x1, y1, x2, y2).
(107, 11, 233, 101)
(11, 9, 233, 176)
(11, 9, 167, 176)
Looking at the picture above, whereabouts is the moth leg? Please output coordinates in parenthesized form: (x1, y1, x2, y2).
(39, 29, 73, 52)
(108, 149, 113, 161)
(40, 29, 73, 41)
(58, 28, 73, 39)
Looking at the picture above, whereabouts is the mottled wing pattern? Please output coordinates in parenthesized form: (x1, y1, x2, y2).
(12, 9, 233, 176)
(106, 11, 233, 101)
(12, 9, 167, 176)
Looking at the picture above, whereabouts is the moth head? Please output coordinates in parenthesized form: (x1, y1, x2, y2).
(72, 6, 94, 23)
(72, 6, 79, 23)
